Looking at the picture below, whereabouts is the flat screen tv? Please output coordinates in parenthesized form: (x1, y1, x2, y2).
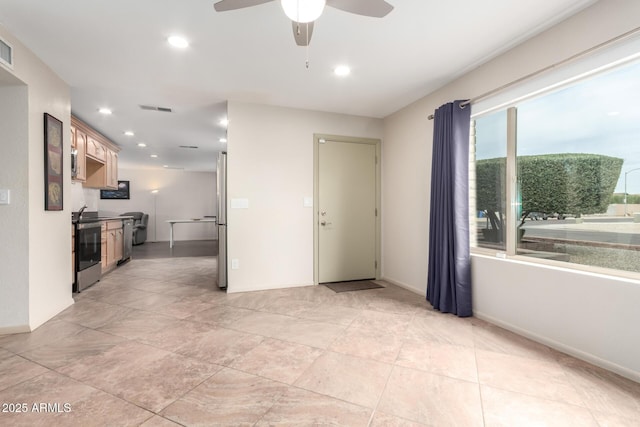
(100, 180, 130, 200)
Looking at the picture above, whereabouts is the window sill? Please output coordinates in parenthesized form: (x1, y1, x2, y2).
(471, 247, 640, 283)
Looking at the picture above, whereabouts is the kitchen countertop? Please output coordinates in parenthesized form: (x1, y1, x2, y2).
(72, 212, 134, 224)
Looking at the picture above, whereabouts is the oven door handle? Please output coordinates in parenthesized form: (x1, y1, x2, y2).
(76, 222, 102, 230)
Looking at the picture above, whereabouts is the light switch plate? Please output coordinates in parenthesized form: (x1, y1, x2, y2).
(303, 197, 313, 207)
(231, 259, 240, 269)
(230, 198, 249, 209)
(0, 189, 9, 205)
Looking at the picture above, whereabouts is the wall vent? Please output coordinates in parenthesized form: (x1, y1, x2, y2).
(139, 105, 172, 113)
(0, 37, 13, 69)
(179, 145, 199, 149)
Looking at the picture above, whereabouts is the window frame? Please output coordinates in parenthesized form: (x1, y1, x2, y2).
(469, 56, 640, 282)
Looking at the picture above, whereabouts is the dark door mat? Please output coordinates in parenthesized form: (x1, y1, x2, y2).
(322, 280, 384, 293)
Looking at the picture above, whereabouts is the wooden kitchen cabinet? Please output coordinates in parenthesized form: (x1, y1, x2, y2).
(86, 136, 107, 163)
(87, 149, 117, 189)
(85, 159, 106, 189)
(105, 220, 123, 272)
(72, 115, 119, 189)
(106, 149, 118, 189)
(115, 228, 123, 261)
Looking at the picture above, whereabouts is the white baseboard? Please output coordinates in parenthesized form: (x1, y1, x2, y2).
(227, 281, 315, 294)
(29, 297, 75, 331)
(0, 324, 31, 335)
(475, 311, 640, 384)
(1, 297, 74, 336)
(381, 276, 424, 296)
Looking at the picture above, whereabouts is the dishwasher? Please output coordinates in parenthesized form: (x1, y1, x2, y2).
(119, 218, 134, 264)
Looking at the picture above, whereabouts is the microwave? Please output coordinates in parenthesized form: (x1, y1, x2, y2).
(71, 149, 78, 178)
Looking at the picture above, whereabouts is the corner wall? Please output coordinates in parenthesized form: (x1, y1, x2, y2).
(227, 102, 383, 293)
(0, 81, 30, 332)
(0, 24, 73, 332)
(381, 0, 640, 381)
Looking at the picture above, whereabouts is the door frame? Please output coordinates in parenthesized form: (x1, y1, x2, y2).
(313, 133, 381, 285)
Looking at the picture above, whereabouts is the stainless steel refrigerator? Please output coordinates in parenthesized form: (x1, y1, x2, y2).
(217, 152, 227, 289)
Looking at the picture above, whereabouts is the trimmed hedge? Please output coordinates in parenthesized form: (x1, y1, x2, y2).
(477, 153, 623, 216)
(610, 194, 640, 204)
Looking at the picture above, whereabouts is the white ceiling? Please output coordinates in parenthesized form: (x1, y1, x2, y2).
(0, 0, 595, 172)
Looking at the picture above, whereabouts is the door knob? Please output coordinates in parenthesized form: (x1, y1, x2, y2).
(320, 221, 332, 226)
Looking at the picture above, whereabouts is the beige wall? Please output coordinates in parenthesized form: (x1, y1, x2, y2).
(97, 168, 216, 242)
(382, 0, 640, 381)
(0, 25, 73, 332)
(226, 102, 383, 292)
(0, 81, 29, 331)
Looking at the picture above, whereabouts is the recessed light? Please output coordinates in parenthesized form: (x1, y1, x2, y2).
(334, 65, 351, 77)
(98, 107, 112, 115)
(163, 165, 169, 168)
(219, 137, 227, 143)
(124, 131, 135, 136)
(137, 143, 147, 148)
(219, 118, 229, 127)
(168, 35, 189, 49)
(607, 111, 620, 116)
(150, 154, 158, 158)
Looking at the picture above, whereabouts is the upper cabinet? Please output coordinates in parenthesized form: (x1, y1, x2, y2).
(71, 115, 119, 189)
(106, 149, 118, 189)
(86, 136, 107, 163)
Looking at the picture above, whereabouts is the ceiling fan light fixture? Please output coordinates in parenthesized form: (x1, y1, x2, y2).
(281, 0, 325, 23)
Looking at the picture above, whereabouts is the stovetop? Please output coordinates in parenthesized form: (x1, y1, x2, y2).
(72, 211, 100, 224)
(72, 211, 132, 224)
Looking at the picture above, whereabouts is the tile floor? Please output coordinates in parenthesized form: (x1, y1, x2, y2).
(1, 256, 639, 426)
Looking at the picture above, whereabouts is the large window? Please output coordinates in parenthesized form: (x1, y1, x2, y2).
(472, 59, 640, 275)
(473, 110, 507, 251)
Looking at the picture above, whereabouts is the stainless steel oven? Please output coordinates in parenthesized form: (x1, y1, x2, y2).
(75, 221, 102, 292)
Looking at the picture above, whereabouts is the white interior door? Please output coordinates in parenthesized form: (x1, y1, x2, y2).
(318, 139, 377, 283)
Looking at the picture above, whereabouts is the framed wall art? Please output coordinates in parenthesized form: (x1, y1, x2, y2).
(44, 113, 63, 211)
(100, 180, 130, 200)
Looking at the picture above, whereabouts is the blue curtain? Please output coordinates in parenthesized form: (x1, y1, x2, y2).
(426, 100, 472, 317)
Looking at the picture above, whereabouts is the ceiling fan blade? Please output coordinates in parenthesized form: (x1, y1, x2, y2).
(213, 0, 274, 12)
(326, 0, 393, 18)
(292, 21, 314, 46)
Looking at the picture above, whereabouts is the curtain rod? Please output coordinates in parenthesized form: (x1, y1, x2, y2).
(427, 24, 640, 120)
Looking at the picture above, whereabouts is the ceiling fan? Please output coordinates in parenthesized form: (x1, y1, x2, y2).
(213, 0, 394, 46)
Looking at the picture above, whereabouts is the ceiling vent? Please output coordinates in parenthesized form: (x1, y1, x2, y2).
(179, 145, 199, 149)
(0, 37, 13, 69)
(139, 105, 172, 113)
